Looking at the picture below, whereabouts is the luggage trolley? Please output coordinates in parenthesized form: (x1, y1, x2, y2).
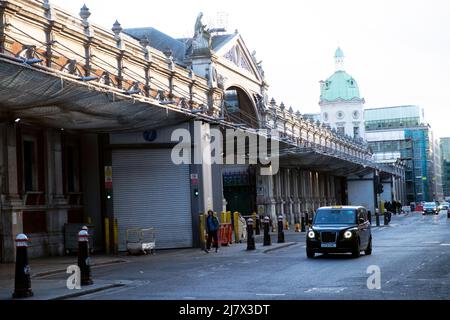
(126, 227, 156, 255)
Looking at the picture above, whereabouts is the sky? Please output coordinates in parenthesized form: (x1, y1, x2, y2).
(50, 0, 450, 139)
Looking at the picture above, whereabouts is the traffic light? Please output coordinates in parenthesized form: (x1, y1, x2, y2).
(193, 188, 199, 197)
(377, 183, 384, 194)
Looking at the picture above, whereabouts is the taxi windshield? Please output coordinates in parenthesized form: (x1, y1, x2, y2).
(314, 209, 357, 225)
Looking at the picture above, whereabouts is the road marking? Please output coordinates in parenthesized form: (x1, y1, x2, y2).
(440, 244, 450, 246)
(256, 293, 286, 296)
(423, 242, 440, 244)
(305, 287, 346, 293)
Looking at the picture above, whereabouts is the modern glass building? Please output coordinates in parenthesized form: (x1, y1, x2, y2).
(365, 106, 443, 203)
(440, 137, 450, 198)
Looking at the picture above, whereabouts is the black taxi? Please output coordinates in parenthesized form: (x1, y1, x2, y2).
(306, 206, 372, 259)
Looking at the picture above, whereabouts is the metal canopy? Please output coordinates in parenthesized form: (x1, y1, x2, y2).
(0, 58, 192, 132)
(279, 149, 374, 177)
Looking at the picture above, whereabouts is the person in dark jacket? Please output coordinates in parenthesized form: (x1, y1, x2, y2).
(205, 210, 220, 253)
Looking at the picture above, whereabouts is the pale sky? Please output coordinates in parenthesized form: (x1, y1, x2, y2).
(50, 0, 450, 139)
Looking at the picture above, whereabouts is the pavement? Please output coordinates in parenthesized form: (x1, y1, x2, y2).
(0, 255, 128, 300)
(2, 211, 449, 300)
(0, 226, 302, 300)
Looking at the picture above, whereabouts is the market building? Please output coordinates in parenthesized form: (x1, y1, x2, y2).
(0, 0, 402, 262)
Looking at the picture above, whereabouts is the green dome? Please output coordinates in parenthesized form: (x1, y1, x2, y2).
(335, 47, 344, 58)
(320, 70, 362, 103)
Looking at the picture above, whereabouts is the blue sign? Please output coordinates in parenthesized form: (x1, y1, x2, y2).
(143, 130, 157, 142)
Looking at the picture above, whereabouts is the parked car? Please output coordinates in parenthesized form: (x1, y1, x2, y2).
(423, 202, 438, 215)
(306, 206, 372, 259)
(438, 202, 449, 211)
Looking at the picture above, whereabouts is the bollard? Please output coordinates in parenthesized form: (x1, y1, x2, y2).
(368, 211, 372, 225)
(104, 218, 110, 255)
(375, 209, 380, 227)
(233, 212, 240, 243)
(78, 227, 93, 286)
(301, 215, 306, 232)
(384, 211, 391, 226)
(263, 216, 271, 246)
(199, 214, 206, 249)
(255, 215, 261, 235)
(246, 218, 256, 251)
(278, 215, 285, 243)
(12, 234, 33, 299)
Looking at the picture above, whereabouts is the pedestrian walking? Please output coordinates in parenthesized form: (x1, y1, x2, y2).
(205, 210, 220, 253)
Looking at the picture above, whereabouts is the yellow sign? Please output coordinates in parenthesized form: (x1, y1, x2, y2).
(105, 166, 113, 189)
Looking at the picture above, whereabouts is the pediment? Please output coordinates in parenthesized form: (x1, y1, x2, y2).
(215, 35, 263, 82)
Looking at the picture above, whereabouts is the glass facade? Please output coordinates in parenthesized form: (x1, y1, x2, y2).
(365, 106, 442, 203)
(440, 138, 450, 197)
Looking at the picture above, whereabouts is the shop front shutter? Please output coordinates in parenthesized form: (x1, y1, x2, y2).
(112, 149, 192, 250)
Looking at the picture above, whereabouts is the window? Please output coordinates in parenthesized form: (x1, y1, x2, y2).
(354, 126, 360, 138)
(23, 139, 37, 192)
(225, 89, 240, 113)
(337, 127, 345, 135)
(66, 146, 77, 193)
(23, 211, 47, 234)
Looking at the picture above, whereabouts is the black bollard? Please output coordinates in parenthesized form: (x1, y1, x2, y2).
(255, 216, 261, 236)
(247, 218, 256, 250)
(375, 209, 380, 227)
(301, 215, 306, 232)
(277, 215, 285, 243)
(12, 234, 33, 299)
(263, 216, 271, 246)
(384, 211, 391, 226)
(78, 227, 93, 286)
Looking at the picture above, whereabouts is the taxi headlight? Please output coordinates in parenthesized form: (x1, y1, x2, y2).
(344, 231, 353, 239)
(308, 231, 315, 239)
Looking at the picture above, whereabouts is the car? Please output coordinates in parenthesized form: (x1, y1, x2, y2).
(306, 206, 372, 259)
(423, 202, 438, 215)
(438, 202, 449, 211)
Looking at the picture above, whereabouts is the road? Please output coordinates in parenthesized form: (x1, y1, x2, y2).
(64, 212, 450, 300)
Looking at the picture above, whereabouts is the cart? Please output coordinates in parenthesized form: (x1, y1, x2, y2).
(126, 227, 156, 255)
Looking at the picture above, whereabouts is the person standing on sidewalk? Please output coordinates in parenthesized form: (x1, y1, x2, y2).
(205, 210, 220, 253)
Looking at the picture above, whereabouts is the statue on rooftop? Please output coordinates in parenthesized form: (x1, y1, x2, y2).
(192, 12, 211, 53)
(194, 12, 207, 37)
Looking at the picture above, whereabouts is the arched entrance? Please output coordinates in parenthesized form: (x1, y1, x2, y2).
(222, 86, 259, 215)
(224, 86, 260, 129)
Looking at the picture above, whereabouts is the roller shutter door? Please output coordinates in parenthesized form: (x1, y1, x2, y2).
(112, 149, 192, 250)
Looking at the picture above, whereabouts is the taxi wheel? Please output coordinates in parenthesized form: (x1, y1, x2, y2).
(365, 237, 372, 255)
(306, 249, 315, 259)
(351, 241, 361, 258)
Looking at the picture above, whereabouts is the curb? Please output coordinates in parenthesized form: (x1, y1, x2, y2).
(262, 242, 298, 254)
(49, 282, 126, 300)
(32, 259, 128, 279)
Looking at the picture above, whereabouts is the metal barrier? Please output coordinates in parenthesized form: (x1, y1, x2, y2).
(126, 227, 156, 255)
(219, 224, 233, 246)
